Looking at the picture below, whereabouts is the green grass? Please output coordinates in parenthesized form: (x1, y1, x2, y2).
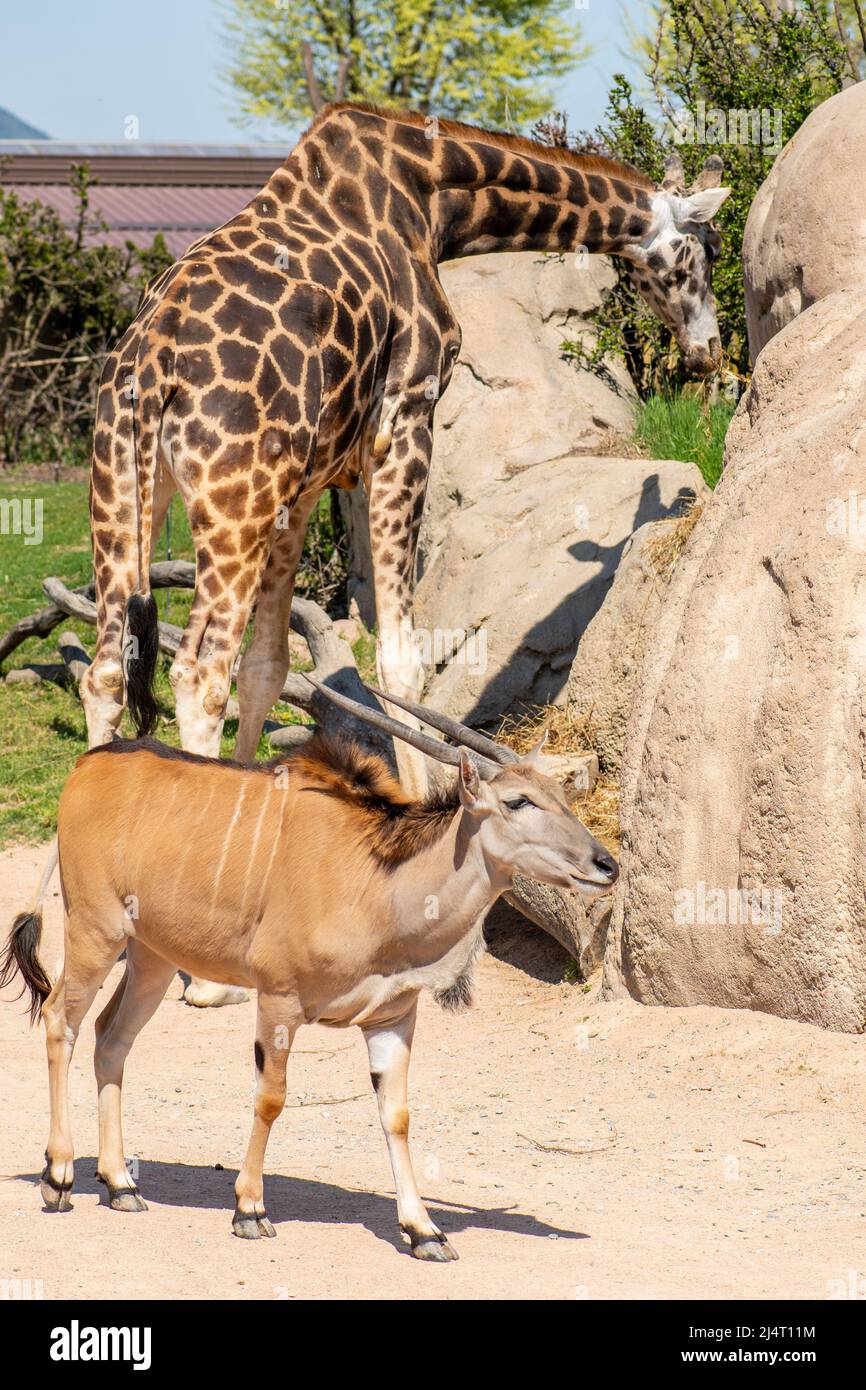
(634, 392, 737, 489)
(0, 480, 371, 846)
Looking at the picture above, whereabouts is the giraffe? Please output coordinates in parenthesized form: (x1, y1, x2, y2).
(80, 103, 729, 1004)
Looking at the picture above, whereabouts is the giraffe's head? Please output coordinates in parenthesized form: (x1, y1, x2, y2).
(622, 155, 731, 377)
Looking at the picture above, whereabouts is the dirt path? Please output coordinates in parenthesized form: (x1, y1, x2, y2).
(2, 843, 865, 1301)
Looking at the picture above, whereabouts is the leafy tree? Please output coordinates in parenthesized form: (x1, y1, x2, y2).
(557, 1, 851, 396)
(222, 0, 586, 128)
(0, 167, 171, 465)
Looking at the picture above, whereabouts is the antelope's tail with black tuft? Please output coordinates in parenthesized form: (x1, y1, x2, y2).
(0, 912, 50, 1024)
(0, 841, 58, 1023)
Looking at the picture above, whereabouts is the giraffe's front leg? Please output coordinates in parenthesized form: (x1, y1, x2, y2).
(367, 416, 433, 799)
(171, 506, 276, 1008)
(233, 492, 318, 763)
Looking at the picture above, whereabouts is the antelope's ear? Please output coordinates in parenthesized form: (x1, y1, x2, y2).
(672, 186, 731, 225)
(457, 747, 482, 809)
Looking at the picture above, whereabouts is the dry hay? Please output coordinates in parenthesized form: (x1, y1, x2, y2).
(644, 501, 704, 581)
(496, 702, 620, 853)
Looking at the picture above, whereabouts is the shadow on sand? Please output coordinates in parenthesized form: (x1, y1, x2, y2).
(17, 1158, 588, 1256)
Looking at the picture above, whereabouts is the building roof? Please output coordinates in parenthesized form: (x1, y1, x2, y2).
(0, 141, 292, 258)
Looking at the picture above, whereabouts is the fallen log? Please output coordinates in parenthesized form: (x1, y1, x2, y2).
(504, 878, 612, 978)
(57, 630, 91, 686)
(38, 577, 394, 758)
(0, 591, 89, 665)
(0, 562, 194, 667)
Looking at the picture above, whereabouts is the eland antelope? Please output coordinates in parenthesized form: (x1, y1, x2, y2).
(1, 682, 617, 1260)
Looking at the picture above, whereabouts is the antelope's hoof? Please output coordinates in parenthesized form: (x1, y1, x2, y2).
(183, 981, 248, 1008)
(408, 1232, 458, 1262)
(109, 1188, 148, 1213)
(232, 1210, 276, 1240)
(40, 1169, 72, 1212)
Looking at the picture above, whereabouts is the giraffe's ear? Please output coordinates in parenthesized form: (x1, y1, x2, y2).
(671, 187, 732, 225)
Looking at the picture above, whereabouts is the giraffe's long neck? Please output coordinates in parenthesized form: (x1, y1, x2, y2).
(289, 107, 658, 265)
(427, 136, 657, 262)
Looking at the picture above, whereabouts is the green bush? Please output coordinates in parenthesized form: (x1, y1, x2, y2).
(0, 165, 172, 466)
(554, 1, 853, 397)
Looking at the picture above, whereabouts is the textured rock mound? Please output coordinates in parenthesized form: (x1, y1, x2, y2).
(743, 83, 866, 361)
(564, 511, 708, 774)
(604, 287, 866, 1032)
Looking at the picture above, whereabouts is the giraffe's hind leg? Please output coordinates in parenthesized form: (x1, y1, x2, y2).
(83, 421, 177, 748)
(82, 366, 139, 748)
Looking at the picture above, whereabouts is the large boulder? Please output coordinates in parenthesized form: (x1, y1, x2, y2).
(604, 286, 866, 1033)
(344, 249, 637, 629)
(743, 83, 866, 361)
(415, 454, 704, 724)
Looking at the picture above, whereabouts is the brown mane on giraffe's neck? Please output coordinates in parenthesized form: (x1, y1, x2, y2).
(311, 100, 655, 192)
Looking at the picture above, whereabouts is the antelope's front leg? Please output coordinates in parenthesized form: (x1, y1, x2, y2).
(363, 999, 458, 1262)
(367, 416, 433, 799)
(233, 993, 301, 1239)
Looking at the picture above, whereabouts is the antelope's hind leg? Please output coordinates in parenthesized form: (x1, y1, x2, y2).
(41, 916, 125, 1212)
(94, 939, 175, 1212)
(233, 993, 302, 1239)
(363, 999, 458, 1261)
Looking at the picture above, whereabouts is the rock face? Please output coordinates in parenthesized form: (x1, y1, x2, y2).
(564, 511, 708, 774)
(416, 454, 704, 724)
(604, 286, 866, 1033)
(344, 249, 637, 630)
(743, 83, 866, 361)
(342, 248, 704, 727)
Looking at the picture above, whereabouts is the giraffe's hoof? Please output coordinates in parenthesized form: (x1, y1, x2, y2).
(40, 1170, 72, 1213)
(183, 981, 248, 1008)
(232, 1209, 276, 1240)
(407, 1230, 458, 1262)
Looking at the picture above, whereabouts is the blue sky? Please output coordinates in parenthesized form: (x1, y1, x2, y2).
(1, 0, 641, 145)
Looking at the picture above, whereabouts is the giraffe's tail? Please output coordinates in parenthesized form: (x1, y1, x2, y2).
(125, 593, 159, 738)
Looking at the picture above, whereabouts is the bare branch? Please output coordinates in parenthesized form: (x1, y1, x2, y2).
(301, 40, 325, 112)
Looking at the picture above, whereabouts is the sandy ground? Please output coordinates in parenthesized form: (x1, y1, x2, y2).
(2, 843, 866, 1302)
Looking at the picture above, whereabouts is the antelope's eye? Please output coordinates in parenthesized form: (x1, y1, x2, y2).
(505, 796, 532, 812)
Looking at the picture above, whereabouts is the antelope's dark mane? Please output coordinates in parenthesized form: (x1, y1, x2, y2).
(311, 100, 655, 192)
(84, 732, 460, 868)
(292, 733, 460, 867)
